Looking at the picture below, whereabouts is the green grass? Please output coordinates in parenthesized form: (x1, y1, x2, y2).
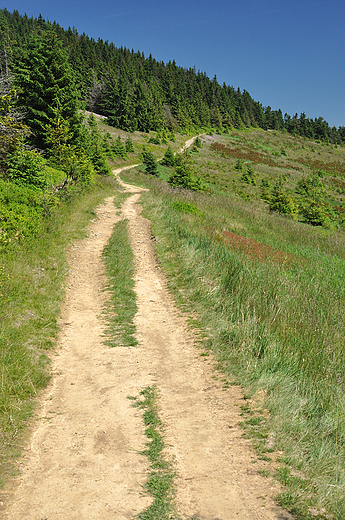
(129, 387, 179, 520)
(3, 125, 345, 516)
(0, 176, 120, 486)
(102, 218, 138, 347)
(120, 151, 345, 520)
(97, 123, 189, 169)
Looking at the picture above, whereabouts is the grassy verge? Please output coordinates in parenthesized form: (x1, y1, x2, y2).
(120, 166, 345, 520)
(129, 387, 179, 520)
(0, 176, 120, 487)
(102, 218, 138, 347)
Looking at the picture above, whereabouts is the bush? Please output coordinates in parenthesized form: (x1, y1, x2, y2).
(141, 148, 158, 175)
(6, 148, 47, 189)
(171, 201, 205, 217)
(0, 180, 46, 244)
(160, 145, 175, 167)
(168, 159, 205, 191)
(269, 188, 297, 217)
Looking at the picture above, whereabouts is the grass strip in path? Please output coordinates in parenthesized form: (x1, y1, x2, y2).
(129, 387, 180, 520)
(102, 218, 138, 347)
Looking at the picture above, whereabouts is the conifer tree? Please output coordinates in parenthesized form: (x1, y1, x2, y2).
(14, 31, 82, 150)
(112, 135, 128, 159)
(43, 97, 72, 162)
(125, 136, 135, 153)
(168, 156, 205, 191)
(0, 70, 29, 172)
(234, 159, 243, 171)
(141, 147, 158, 175)
(161, 145, 175, 167)
(2, 9, 344, 145)
(86, 113, 110, 175)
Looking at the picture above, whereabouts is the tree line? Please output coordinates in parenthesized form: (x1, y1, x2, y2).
(1, 7, 344, 145)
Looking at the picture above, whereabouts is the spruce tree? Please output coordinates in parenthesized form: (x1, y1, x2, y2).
(141, 147, 158, 175)
(0, 79, 29, 172)
(112, 136, 128, 159)
(43, 97, 72, 162)
(14, 31, 82, 150)
(234, 159, 243, 171)
(125, 136, 135, 153)
(161, 145, 175, 167)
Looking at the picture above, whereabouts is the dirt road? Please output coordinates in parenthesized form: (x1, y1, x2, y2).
(2, 168, 291, 519)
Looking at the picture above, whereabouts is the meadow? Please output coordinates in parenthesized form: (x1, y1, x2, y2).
(120, 129, 345, 519)
(1, 123, 345, 519)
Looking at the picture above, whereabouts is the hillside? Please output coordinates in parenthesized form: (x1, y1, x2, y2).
(118, 132, 345, 519)
(1, 8, 345, 143)
(0, 7, 345, 520)
(1, 119, 344, 517)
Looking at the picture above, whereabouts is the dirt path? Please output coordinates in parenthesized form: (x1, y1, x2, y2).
(2, 169, 291, 519)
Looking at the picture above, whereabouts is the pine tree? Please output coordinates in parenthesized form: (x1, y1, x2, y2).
(14, 31, 82, 150)
(141, 147, 158, 175)
(43, 97, 72, 162)
(161, 145, 175, 167)
(0, 72, 29, 172)
(125, 136, 135, 153)
(234, 159, 243, 171)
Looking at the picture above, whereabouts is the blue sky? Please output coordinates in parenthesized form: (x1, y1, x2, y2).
(3, 0, 345, 128)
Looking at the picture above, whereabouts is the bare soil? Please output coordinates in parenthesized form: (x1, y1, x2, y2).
(1, 167, 292, 519)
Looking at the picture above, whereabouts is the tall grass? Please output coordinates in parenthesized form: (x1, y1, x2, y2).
(0, 177, 119, 486)
(120, 168, 345, 520)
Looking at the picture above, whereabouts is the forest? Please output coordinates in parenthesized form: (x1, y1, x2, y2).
(1, 7, 345, 148)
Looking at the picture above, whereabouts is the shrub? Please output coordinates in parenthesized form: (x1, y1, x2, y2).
(141, 148, 158, 175)
(168, 160, 205, 191)
(171, 201, 205, 217)
(160, 145, 175, 167)
(0, 180, 46, 244)
(125, 136, 135, 153)
(269, 187, 298, 217)
(6, 148, 47, 189)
